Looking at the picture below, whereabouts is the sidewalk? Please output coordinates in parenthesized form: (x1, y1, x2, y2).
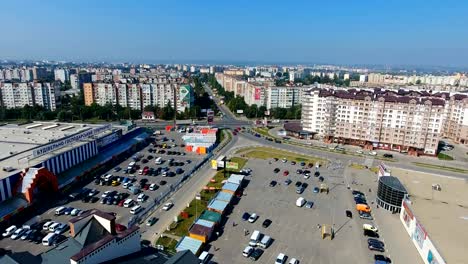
(345, 167, 423, 264)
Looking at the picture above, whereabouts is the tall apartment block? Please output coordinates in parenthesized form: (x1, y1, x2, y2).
(301, 88, 468, 155)
(82, 82, 193, 112)
(0, 82, 60, 111)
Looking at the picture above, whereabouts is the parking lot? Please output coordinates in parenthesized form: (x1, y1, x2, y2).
(208, 157, 384, 264)
(0, 130, 205, 259)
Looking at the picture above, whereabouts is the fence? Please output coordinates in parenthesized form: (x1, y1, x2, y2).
(126, 131, 232, 226)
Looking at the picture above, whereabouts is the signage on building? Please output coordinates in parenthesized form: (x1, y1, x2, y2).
(236, 110, 244, 114)
(97, 131, 121, 149)
(254, 87, 261, 100)
(32, 124, 112, 158)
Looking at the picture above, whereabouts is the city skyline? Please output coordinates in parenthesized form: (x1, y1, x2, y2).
(1, 0, 468, 67)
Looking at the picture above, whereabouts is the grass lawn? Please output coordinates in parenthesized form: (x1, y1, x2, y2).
(155, 236, 178, 253)
(229, 157, 248, 172)
(349, 163, 365, 169)
(169, 199, 208, 237)
(412, 162, 468, 174)
(240, 146, 327, 165)
(437, 153, 454, 160)
(253, 127, 271, 137)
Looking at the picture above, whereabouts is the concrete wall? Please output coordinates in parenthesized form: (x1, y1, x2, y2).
(400, 199, 446, 264)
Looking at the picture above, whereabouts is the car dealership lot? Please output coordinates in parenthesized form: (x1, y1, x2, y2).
(0, 131, 205, 258)
(209, 158, 379, 264)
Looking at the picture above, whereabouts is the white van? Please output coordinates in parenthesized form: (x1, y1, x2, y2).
(296, 197, 306, 207)
(42, 233, 57, 246)
(43, 221, 54, 230)
(137, 193, 146, 202)
(2, 225, 17, 237)
(155, 157, 163, 165)
(123, 199, 134, 208)
(55, 206, 66, 215)
(49, 222, 61, 232)
(149, 183, 157, 191)
(249, 230, 261, 247)
(198, 251, 210, 263)
(104, 174, 113, 181)
(258, 235, 272, 248)
(130, 205, 142, 214)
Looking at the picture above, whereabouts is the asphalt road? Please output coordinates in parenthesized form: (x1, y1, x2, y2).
(140, 132, 259, 243)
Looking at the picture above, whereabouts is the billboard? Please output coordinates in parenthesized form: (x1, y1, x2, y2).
(226, 162, 238, 170)
(236, 110, 244, 114)
(254, 87, 261, 100)
(207, 109, 214, 123)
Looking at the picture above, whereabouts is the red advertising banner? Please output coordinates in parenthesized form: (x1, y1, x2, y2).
(254, 87, 261, 100)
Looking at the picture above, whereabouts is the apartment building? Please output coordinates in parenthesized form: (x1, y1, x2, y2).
(443, 94, 468, 145)
(31, 82, 60, 111)
(302, 88, 452, 155)
(245, 82, 267, 106)
(83, 83, 94, 106)
(83, 82, 193, 112)
(266, 86, 307, 110)
(0, 82, 60, 111)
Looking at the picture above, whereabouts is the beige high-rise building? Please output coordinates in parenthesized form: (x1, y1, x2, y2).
(83, 83, 94, 106)
(301, 88, 457, 155)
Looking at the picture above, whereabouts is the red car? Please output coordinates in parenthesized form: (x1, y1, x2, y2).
(283, 170, 289, 176)
(118, 199, 125, 207)
(143, 184, 150, 190)
(233, 132, 237, 136)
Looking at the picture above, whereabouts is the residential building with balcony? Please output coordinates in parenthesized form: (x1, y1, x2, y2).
(301, 88, 457, 155)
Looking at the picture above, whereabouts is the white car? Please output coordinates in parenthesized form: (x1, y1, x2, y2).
(368, 151, 377, 156)
(363, 224, 378, 232)
(289, 258, 299, 264)
(275, 253, 287, 264)
(54, 223, 69, 234)
(356, 150, 364, 154)
(21, 229, 33, 240)
(248, 213, 258, 223)
(101, 190, 111, 198)
(2, 225, 17, 237)
(10, 228, 26, 240)
(162, 202, 173, 211)
(242, 246, 254, 257)
(70, 208, 81, 216)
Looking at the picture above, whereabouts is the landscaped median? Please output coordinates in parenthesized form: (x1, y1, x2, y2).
(155, 157, 247, 253)
(412, 162, 468, 174)
(236, 146, 328, 165)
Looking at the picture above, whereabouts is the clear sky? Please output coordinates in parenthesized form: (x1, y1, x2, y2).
(1, 0, 467, 67)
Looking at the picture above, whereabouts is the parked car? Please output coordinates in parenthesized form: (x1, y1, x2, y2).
(359, 211, 373, 220)
(262, 219, 272, 228)
(274, 168, 280, 173)
(250, 248, 264, 261)
(345, 210, 352, 218)
(363, 224, 378, 233)
(248, 213, 259, 223)
(269, 181, 277, 187)
(146, 217, 157, 226)
(275, 253, 287, 264)
(305, 201, 314, 208)
(368, 243, 385, 252)
(289, 258, 299, 264)
(243, 246, 254, 257)
(313, 187, 319, 193)
(2, 225, 17, 237)
(162, 202, 173, 211)
(242, 212, 250, 221)
(364, 229, 379, 238)
(295, 181, 302, 188)
(284, 179, 292, 185)
(283, 170, 289, 176)
(10, 228, 26, 240)
(383, 153, 393, 158)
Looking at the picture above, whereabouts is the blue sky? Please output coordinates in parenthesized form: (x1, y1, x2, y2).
(1, 0, 467, 67)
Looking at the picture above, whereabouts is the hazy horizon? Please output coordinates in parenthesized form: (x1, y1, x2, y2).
(1, 0, 468, 68)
